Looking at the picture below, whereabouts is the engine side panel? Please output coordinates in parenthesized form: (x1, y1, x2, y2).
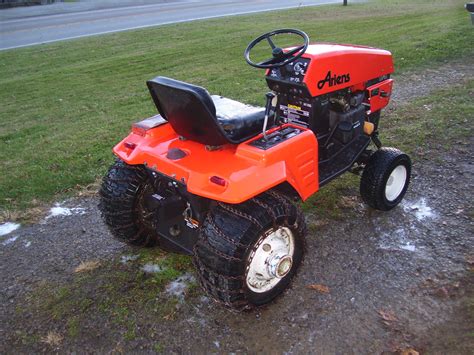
(367, 79, 393, 112)
(114, 122, 319, 204)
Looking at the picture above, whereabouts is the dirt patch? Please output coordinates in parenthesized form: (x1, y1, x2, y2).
(0, 62, 473, 353)
(391, 60, 474, 106)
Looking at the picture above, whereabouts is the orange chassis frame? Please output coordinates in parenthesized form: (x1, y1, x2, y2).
(114, 122, 319, 204)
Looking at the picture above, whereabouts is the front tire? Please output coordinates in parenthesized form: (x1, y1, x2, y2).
(193, 191, 306, 310)
(360, 147, 411, 211)
(99, 160, 160, 246)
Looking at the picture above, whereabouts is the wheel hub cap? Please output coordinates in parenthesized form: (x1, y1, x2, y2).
(271, 255, 293, 278)
(246, 226, 295, 293)
(385, 165, 407, 201)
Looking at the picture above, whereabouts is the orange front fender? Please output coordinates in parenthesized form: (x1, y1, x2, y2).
(114, 123, 319, 204)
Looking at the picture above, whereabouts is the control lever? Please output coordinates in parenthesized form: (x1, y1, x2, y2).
(262, 92, 275, 140)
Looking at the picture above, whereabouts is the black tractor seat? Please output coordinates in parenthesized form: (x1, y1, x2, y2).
(212, 95, 266, 142)
(147, 76, 266, 146)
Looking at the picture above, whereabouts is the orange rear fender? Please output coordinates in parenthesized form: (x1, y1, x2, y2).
(113, 123, 319, 204)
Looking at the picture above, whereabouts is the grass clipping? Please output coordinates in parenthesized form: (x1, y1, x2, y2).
(74, 260, 100, 273)
(41, 331, 63, 347)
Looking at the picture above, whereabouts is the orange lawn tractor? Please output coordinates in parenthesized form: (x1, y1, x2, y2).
(99, 29, 411, 310)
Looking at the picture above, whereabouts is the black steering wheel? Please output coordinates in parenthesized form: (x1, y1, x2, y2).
(244, 29, 309, 69)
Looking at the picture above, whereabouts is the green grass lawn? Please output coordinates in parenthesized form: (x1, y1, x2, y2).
(0, 0, 472, 216)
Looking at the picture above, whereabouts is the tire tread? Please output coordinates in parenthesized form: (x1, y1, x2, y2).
(99, 159, 160, 246)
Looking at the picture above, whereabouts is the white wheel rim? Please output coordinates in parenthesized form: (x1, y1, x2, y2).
(385, 165, 407, 201)
(245, 227, 295, 293)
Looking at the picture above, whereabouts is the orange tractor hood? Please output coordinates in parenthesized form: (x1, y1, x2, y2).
(289, 43, 394, 96)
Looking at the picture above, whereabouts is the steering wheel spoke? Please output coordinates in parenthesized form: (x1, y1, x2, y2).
(266, 36, 276, 49)
(244, 29, 309, 69)
(258, 57, 281, 66)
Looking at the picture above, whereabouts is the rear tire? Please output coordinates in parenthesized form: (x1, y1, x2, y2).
(360, 147, 411, 211)
(99, 159, 160, 246)
(193, 191, 306, 310)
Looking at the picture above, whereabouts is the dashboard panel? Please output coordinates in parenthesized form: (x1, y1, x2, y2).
(267, 58, 311, 84)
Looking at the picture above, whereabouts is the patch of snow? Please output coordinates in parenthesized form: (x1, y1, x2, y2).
(165, 273, 196, 301)
(403, 198, 435, 221)
(24, 241, 31, 248)
(213, 341, 220, 349)
(141, 263, 163, 273)
(0, 222, 20, 236)
(120, 255, 139, 264)
(2, 235, 18, 245)
(400, 242, 416, 252)
(46, 203, 86, 219)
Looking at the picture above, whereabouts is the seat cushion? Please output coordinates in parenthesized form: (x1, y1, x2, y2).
(212, 95, 266, 141)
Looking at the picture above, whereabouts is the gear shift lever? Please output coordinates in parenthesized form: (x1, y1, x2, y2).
(262, 92, 275, 140)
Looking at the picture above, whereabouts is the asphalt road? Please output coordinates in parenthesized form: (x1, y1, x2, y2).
(0, 0, 343, 50)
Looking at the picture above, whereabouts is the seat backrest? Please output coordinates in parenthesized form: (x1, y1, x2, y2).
(147, 77, 230, 146)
